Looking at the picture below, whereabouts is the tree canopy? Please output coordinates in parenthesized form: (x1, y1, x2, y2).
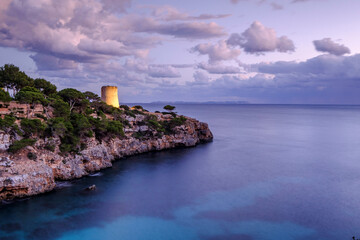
(163, 105, 176, 111)
(34, 78, 57, 95)
(15, 87, 48, 105)
(0, 64, 33, 94)
(58, 88, 87, 112)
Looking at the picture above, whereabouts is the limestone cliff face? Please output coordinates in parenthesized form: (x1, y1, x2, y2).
(0, 115, 213, 200)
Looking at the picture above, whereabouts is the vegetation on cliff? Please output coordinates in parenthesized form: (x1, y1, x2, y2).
(0, 64, 188, 155)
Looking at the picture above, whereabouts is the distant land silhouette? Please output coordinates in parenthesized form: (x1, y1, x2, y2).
(128, 101, 250, 105)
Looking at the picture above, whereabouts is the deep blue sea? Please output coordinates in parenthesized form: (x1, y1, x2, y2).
(1, 104, 360, 240)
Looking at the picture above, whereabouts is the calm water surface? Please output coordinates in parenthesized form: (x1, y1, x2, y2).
(1, 104, 360, 240)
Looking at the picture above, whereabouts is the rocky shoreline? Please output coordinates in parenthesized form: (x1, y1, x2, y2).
(0, 113, 213, 201)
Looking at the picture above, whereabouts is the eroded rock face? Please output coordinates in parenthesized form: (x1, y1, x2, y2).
(0, 115, 213, 200)
(0, 159, 55, 200)
(0, 132, 12, 151)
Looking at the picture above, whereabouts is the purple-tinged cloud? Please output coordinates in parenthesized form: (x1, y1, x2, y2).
(227, 21, 295, 54)
(313, 38, 350, 56)
(188, 71, 211, 86)
(292, 0, 324, 3)
(0, 0, 227, 76)
(198, 62, 243, 74)
(101, 0, 131, 13)
(124, 59, 182, 78)
(152, 6, 231, 21)
(30, 54, 78, 71)
(148, 65, 181, 78)
(138, 20, 226, 39)
(255, 54, 360, 81)
(271, 3, 283, 10)
(191, 40, 241, 62)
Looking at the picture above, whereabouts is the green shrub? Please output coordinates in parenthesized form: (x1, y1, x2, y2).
(132, 131, 146, 139)
(97, 111, 106, 119)
(8, 138, 36, 153)
(148, 119, 162, 129)
(120, 105, 130, 111)
(162, 112, 177, 118)
(44, 143, 55, 152)
(20, 118, 46, 137)
(170, 116, 187, 127)
(15, 87, 48, 105)
(125, 110, 136, 118)
(0, 89, 12, 102)
(59, 143, 73, 153)
(34, 78, 57, 96)
(106, 120, 124, 137)
(0, 115, 16, 130)
(47, 117, 68, 138)
(163, 105, 176, 111)
(59, 133, 80, 153)
(27, 152, 37, 160)
(88, 116, 107, 140)
(159, 116, 187, 135)
(70, 113, 92, 137)
(51, 99, 71, 118)
(133, 105, 143, 110)
(35, 113, 47, 120)
(88, 117, 124, 140)
(132, 109, 144, 115)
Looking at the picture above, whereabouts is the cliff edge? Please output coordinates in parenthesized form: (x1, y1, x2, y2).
(0, 108, 213, 201)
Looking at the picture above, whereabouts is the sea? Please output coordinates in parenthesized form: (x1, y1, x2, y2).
(1, 104, 360, 240)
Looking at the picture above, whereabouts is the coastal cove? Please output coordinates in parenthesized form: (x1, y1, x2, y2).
(1, 104, 360, 240)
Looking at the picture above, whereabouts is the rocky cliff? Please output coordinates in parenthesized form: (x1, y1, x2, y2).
(0, 112, 213, 201)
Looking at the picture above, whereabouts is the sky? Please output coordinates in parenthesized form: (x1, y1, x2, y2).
(0, 0, 360, 104)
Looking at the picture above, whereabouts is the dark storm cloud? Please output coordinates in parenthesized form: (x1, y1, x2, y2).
(313, 38, 350, 56)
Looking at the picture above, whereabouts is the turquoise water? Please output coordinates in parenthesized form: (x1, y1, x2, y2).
(1, 104, 360, 240)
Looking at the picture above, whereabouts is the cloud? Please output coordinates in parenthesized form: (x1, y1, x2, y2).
(291, 0, 323, 3)
(255, 54, 360, 80)
(172, 53, 360, 103)
(101, 0, 131, 13)
(227, 21, 295, 54)
(148, 65, 181, 78)
(270, 2, 283, 10)
(313, 38, 350, 56)
(0, 0, 227, 77)
(151, 5, 231, 21)
(197, 62, 243, 74)
(30, 54, 78, 71)
(191, 40, 241, 62)
(188, 71, 211, 86)
(135, 20, 226, 39)
(230, 0, 248, 4)
(124, 59, 182, 78)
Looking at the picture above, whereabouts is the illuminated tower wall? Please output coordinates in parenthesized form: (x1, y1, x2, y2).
(101, 86, 119, 108)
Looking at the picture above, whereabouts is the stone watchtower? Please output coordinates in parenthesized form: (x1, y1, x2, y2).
(101, 86, 119, 108)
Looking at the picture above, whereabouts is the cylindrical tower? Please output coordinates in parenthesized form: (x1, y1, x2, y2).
(101, 86, 119, 108)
